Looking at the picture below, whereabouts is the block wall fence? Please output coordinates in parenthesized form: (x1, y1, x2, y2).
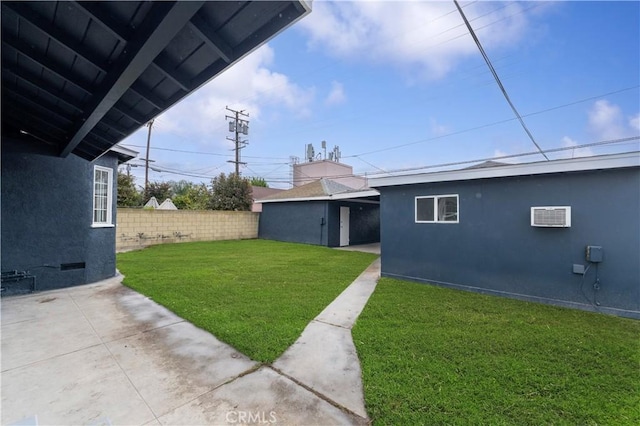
(116, 209, 259, 252)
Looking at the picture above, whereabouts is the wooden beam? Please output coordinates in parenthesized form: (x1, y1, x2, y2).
(60, 1, 205, 157)
(188, 16, 233, 64)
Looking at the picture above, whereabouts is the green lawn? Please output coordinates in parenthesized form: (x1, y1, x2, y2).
(352, 277, 640, 425)
(117, 239, 377, 362)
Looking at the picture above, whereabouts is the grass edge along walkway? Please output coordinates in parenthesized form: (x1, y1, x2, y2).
(117, 239, 377, 363)
(352, 277, 640, 425)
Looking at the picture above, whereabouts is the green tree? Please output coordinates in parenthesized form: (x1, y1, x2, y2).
(117, 171, 142, 207)
(168, 180, 192, 197)
(144, 181, 173, 204)
(250, 176, 269, 188)
(173, 182, 211, 210)
(210, 173, 253, 211)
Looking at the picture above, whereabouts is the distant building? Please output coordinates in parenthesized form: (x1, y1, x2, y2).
(251, 186, 284, 212)
(293, 160, 367, 189)
(258, 178, 380, 247)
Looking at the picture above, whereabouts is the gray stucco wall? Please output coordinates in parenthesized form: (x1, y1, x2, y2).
(378, 167, 640, 318)
(259, 201, 328, 246)
(326, 201, 380, 247)
(259, 200, 380, 247)
(2, 149, 118, 293)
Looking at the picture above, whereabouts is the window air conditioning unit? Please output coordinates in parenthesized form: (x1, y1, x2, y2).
(531, 206, 571, 227)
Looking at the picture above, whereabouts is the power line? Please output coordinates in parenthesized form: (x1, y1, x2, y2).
(129, 163, 218, 180)
(366, 136, 640, 177)
(346, 85, 639, 158)
(122, 144, 228, 157)
(262, 4, 541, 142)
(454, 0, 549, 161)
(352, 156, 387, 173)
(138, 0, 535, 148)
(118, 143, 289, 160)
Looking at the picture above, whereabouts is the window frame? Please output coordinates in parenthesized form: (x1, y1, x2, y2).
(92, 165, 114, 228)
(415, 194, 459, 224)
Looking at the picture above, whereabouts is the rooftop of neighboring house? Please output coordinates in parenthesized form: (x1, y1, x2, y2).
(258, 178, 379, 203)
(464, 160, 509, 169)
(251, 186, 284, 200)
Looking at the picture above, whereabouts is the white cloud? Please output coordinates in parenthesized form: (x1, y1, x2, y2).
(299, 1, 536, 80)
(629, 113, 640, 132)
(587, 100, 626, 140)
(325, 81, 347, 105)
(154, 45, 315, 147)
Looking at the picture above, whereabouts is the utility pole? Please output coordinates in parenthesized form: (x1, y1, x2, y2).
(144, 119, 154, 196)
(225, 106, 249, 175)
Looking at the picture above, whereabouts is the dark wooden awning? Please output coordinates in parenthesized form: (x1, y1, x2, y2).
(1, 1, 310, 160)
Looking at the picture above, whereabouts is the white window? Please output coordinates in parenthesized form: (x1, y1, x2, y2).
(93, 166, 113, 227)
(416, 195, 459, 223)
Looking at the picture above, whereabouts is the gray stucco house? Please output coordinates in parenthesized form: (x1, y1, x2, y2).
(258, 178, 380, 247)
(369, 152, 640, 318)
(1, 1, 310, 294)
(1, 144, 135, 293)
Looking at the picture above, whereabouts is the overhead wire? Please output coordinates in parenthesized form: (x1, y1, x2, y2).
(137, 0, 534, 148)
(352, 156, 387, 173)
(119, 143, 290, 160)
(345, 85, 640, 158)
(117, 2, 637, 181)
(365, 136, 640, 177)
(129, 164, 218, 180)
(453, 0, 549, 160)
(125, 1, 554, 168)
(262, 3, 543, 141)
(124, 79, 639, 183)
(127, 136, 638, 184)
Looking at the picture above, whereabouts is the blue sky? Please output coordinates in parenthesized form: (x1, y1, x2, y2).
(120, 1, 640, 189)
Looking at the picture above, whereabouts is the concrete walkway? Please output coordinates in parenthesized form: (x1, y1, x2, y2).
(334, 243, 380, 255)
(1, 259, 380, 425)
(273, 258, 380, 418)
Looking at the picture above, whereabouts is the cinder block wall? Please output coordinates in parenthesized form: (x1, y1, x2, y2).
(116, 209, 259, 252)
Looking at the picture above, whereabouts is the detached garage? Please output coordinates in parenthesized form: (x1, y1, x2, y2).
(258, 178, 380, 247)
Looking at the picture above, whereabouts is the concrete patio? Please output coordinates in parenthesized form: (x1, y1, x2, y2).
(1, 259, 380, 425)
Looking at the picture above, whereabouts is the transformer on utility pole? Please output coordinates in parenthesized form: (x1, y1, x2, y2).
(225, 106, 249, 175)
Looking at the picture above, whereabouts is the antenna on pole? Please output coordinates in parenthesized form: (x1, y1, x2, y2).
(225, 106, 249, 175)
(306, 143, 315, 162)
(331, 145, 341, 163)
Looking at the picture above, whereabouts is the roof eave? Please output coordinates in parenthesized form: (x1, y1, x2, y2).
(369, 152, 640, 188)
(110, 144, 138, 164)
(257, 189, 380, 204)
